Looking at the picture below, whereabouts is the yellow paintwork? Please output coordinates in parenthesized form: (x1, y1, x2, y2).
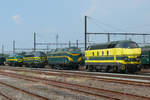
(48, 56, 73, 62)
(77, 57, 82, 62)
(23, 57, 47, 61)
(85, 48, 141, 64)
(7, 59, 18, 62)
(7, 58, 23, 62)
(66, 52, 80, 56)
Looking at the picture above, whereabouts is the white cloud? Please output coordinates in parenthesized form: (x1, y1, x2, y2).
(12, 14, 24, 24)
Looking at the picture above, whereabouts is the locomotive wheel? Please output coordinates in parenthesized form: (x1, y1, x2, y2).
(113, 66, 118, 73)
(25, 64, 29, 67)
(125, 66, 129, 74)
(87, 65, 93, 72)
(74, 65, 79, 70)
(54, 65, 62, 70)
(103, 66, 109, 72)
(9, 64, 12, 66)
(19, 64, 22, 67)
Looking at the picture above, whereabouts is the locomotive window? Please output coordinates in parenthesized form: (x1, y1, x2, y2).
(108, 44, 116, 48)
(93, 52, 94, 56)
(97, 51, 99, 56)
(130, 43, 139, 48)
(34, 52, 41, 57)
(73, 48, 81, 52)
(115, 42, 138, 48)
(68, 47, 81, 52)
(25, 55, 34, 57)
(102, 51, 104, 56)
(68, 49, 73, 51)
(63, 49, 68, 51)
(107, 51, 109, 56)
(40, 52, 46, 56)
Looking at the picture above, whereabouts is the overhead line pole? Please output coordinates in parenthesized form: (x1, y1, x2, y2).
(69, 41, 71, 48)
(13, 40, 15, 54)
(34, 32, 36, 52)
(76, 40, 78, 48)
(2, 45, 4, 57)
(85, 16, 87, 50)
(108, 33, 110, 42)
(56, 34, 59, 49)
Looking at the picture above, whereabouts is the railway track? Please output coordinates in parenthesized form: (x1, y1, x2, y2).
(0, 70, 150, 100)
(141, 69, 150, 73)
(0, 91, 12, 100)
(4, 67, 150, 88)
(0, 81, 51, 100)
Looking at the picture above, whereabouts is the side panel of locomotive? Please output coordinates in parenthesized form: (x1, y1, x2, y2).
(85, 40, 141, 73)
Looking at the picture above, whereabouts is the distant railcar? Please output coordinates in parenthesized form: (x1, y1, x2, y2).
(47, 47, 82, 70)
(85, 40, 141, 73)
(0, 57, 6, 65)
(23, 51, 47, 68)
(80, 52, 85, 66)
(6, 54, 23, 66)
(140, 48, 150, 68)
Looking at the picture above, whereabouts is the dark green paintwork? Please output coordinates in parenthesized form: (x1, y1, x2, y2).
(141, 49, 150, 64)
(47, 47, 82, 66)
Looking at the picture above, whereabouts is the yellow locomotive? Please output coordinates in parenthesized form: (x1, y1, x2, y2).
(85, 40, 141, 73)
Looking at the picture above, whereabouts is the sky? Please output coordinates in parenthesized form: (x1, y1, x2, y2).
(0, 0, 150, 52)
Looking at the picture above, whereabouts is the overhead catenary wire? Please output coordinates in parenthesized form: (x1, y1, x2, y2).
(87, 16, 127, 32)
(84, 16, 150, 49)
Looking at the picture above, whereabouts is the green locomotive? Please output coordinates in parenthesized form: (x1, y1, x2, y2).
(23, 51, 47, 68)
(47, 47, 82, 70)
(0, 57, 6, 65)
(6, 53, 23, 66)
(140, 48, 150, 68)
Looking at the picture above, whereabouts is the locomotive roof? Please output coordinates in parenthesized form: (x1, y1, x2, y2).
(88, 40, 136, 50)
(141, 48, 150, 52)
(49, 47, 80, 53)
(24, 51, 46, 56)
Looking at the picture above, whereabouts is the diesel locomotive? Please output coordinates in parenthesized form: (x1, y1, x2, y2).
(47, 47, 82, 70)
(85, 40, 141, 73)
(23, 51, 47, 68)
(6, 53, 23, 66)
